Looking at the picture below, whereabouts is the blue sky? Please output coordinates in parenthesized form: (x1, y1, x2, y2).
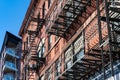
(0, 0, 30, 49)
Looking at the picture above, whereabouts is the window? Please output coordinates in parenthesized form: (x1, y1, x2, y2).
(48, 0, 51, 8)
(55, 25, 59, 41)
(55, 36, 59, 41)
(42, 2, 45, 18)
(48, 35, 52, 50)
(66, 59, 72, 69)
(59, 0, 62, 2)
(40, 75, 44, 80)
(55, 59, 61, 78)
(37, 38, 45, 57)
(74, 33, 84, 54)
(23, 42, 28, 53)
(64, 46, 73, 69)
(38, 44, 45, 57)
(58, 0, 62, 9)
(27, 37, 30, 47)
(65, 46, 73, 62)
(74, 50, 84, 62)
(45, 67, 52, 80)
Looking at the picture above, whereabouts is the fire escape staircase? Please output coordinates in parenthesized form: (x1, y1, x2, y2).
(22, 13, 45, 80)
(47, 0, 92, 39)
(99, 0, 120, 54)
(31, 13, 45, 36)
(57, 0, 120, 80)
(27, 30, 38, 80)
(57, 44, 120, 80)
(22, 42, 28, 59)
(57, 46, 105, 80)
(95, 0, 120, 80)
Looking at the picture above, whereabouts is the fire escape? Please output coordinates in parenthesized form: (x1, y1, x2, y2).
(22, 10, 45, 80)
(46, 0, 120, 80)
(95, 0, 120, 79)
(47, 0, 92, 40)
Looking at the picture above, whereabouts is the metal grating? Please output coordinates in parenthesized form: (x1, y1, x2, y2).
(47, 0, 92, 39)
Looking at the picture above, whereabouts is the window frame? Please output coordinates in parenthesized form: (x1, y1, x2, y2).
(48, 35, 52, 50)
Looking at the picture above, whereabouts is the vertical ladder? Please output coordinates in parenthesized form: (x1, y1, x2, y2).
(24, 13, 45, 80)
(96, 0, 120, 79)
(28, 30, 38, 80)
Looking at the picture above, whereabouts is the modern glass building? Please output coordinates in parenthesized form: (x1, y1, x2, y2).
(0, 31, 21, 80)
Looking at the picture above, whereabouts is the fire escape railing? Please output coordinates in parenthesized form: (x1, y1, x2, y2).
(57, 39, 120, 80)
(92, 0, 120, 80)
(56, 0, 120, 80)
(22, 11, 46, 79)
(46, 0, 91, 39)
(56, 42, 104, 80)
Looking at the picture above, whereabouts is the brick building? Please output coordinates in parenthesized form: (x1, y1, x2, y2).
(19, 0, 120, 80)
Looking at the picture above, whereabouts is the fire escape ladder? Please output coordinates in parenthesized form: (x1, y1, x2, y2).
(21, 29, 37, 80)
(57, 0, 120, 80)
(31, 13, 45, 36)
(101, 16, 120, 22)
(109, 7, 120, 14)
(47, 0, 91, 39)
(87, 52, 102, 59)
(22, 8, 46, 80)
(92, 48, 120, 60)
(27, 64, 37, 80)
(57, 42, 104, 80)
(24, 22, 40, 79)
(57, 53, 103, 80)
(96, 0, 120, 79)
(27, 54, 45, 79)
(26, 31, 45, 80)
(27, 30, 36, 43)
(25, 30, 38, 80)
(108, 1, 120, 14)
(100, 1, 120, 23)
(22, 42, 29, 59)
(28, 32, 45, 80)
(31, 53, 46, 64)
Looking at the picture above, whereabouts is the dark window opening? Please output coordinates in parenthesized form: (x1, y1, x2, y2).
(38, 44, 45, 57)
(48, 0, 51, 8)
(55, 59, 61, 78)
(48, 35, 52, 50)
(42, 2, 45, 18)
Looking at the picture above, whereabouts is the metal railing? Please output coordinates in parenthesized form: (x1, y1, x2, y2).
(4, 74, 15, 80)
(5, 48, 19, 58)
(4, 61, 17, 71)
(46, 0, 71, 30)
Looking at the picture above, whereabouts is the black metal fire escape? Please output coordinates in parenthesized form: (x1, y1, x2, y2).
(22, 12, 45, 80)
(56, 43, 105, 80)
(55, 0, 120, 80)
(47, 0, 92, 40)
(96, 0, 120, 80)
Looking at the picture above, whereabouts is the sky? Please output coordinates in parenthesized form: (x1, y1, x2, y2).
(0, 0, 30, 49)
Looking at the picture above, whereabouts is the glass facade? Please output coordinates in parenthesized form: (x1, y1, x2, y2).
(5, 48, 19, 58)
(4, 61, 17, 71)
(4, 73, 14, 80)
